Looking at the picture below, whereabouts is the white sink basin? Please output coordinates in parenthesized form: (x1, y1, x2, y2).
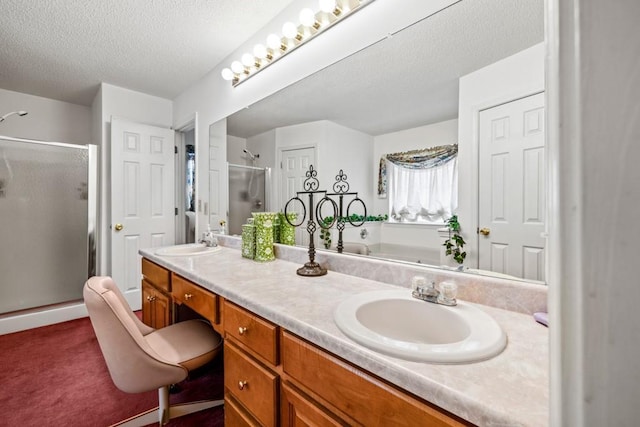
(155, 243, 222, 257)
(334, 289, 507, 363)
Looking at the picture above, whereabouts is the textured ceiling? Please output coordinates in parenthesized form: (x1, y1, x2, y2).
(227, 0, 545, 138)
(0, 0, 294, 105)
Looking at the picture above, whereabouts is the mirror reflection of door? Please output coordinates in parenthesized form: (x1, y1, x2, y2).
(478, 92, 546, 282)
(280, 146, 316, 246)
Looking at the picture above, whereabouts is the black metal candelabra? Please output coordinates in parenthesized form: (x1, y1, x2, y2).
(284, 165, 337, 276)
(319, 169, 367, 253)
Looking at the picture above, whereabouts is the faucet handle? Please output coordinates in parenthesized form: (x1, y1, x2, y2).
(438, 281, 458, 306)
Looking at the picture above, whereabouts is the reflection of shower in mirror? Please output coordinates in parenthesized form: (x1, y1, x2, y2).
(243, 148, 259, 162)
(243, 149, 260, 200)
(0, 110, 28, 123)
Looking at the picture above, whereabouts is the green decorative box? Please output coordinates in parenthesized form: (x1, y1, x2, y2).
(241, 224, 255, 259)
(254, 220, 275, 262)
(279, 212, 297, 246)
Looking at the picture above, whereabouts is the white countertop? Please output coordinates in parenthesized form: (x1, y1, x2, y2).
(140, 246, 549, 426)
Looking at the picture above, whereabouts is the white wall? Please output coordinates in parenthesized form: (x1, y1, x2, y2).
(97, 83, 173, 276)
(550, 1, 640, 425)
(274, 120, 373, 213)
(227, 134, 247, 165)
(172, 0, 458, 240)
(0, 87, 91, 144)
(457, 43, 545, 269)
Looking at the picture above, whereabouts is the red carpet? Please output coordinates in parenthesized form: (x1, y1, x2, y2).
(0, 316, 224, 427)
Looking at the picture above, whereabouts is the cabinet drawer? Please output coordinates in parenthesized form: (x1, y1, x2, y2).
(224, 301, 278, 365)
(281, 331, 468, 427)
(225, 394, 261, 427)
(142, 258, 170, 292)
(171, 274, 217, 323)
(225, 340, 278, 426)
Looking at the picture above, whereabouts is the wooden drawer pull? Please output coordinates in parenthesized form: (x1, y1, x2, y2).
(184, 293, 193, 300)
(238, 380, 248, 391)
(238, 326, 248, 335)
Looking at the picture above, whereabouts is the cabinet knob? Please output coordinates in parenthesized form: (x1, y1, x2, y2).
(184, 293, 193, 300)
(146, 295, 156, 302)
(238, 380, 247, 391)
(238, 327, 248, 335)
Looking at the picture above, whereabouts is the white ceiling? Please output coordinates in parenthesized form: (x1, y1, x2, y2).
(0, 0, 294, 106)
(0, 0, 544, 136)
(227, 0, 545, 138)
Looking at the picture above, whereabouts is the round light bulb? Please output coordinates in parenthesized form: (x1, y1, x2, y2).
(266, 33, 282, 50)
(220, 68, 234, 81)
(231, 61, 244, 74)
(282, 21, 298, 39)
(253, 43, 267, 59)
(241, 53, 254, 67)
(319, 0, 336, 13)
(299, 8, 316, 27)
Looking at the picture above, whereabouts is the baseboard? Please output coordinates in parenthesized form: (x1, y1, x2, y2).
(0, 302, 89, 335)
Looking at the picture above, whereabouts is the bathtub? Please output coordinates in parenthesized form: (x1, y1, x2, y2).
(362, 243, 441, 265)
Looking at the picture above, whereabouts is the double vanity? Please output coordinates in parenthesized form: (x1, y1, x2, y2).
(140, 238, 548, 426)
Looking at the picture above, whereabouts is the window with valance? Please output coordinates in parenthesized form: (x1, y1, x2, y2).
(378, 144, 458, 223)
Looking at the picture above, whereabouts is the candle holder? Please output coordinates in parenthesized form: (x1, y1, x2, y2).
(284, 165, 337, 276)
(318, 169, 367, 253)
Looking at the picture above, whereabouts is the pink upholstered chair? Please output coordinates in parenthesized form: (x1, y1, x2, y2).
(83, 276, 223, 426)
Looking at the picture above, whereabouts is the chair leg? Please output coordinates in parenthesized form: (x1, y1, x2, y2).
(168, 399, 224, 420)
(111, 386, 223, 427)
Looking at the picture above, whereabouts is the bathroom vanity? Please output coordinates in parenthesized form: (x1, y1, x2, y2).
(139, 243, 548, 426)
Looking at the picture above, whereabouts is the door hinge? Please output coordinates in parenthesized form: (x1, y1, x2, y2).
(174, 146, 178, 154)
(175, 207, 178, 216)
(280, 161, 283, 169)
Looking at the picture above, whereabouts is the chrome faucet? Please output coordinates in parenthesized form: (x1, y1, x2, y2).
(199, 224, 218, 247)
(411, 277, 457, 306)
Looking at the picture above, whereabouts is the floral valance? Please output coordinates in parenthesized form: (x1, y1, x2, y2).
(377, 144, 458, 197)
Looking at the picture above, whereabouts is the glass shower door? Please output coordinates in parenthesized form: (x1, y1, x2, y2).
(0, 136, 96, 314)
(228, 164, 269, 236)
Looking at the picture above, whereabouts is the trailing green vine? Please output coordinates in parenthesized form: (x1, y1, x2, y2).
(443, 215, 467, 264)
(319, 214, 388, 249)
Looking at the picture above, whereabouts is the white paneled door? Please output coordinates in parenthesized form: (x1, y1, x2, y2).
(478, 92, 546, 282)
(111, 118, 175, 308)
(280, 146, 316, 246)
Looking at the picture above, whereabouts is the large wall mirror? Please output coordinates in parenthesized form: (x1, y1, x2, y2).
(216, 0, 546, 284)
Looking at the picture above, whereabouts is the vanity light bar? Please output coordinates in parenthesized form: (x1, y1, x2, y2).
(221, 0, 376, 87)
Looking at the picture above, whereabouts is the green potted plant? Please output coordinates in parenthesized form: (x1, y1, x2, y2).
(443, 215, 466, 264)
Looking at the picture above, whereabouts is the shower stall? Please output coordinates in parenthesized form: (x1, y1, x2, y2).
(0, 135, 97, 316)
(227, 163, 270, 236)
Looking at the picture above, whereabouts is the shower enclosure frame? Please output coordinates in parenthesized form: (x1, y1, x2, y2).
(0, 135, 98, 315)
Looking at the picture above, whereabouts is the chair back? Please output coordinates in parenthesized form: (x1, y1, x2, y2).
(83, 276, 187, 393)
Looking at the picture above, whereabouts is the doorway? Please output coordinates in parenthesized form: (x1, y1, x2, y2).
(175, 125, 196, 245)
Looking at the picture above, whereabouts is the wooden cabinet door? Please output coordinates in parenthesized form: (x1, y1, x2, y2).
(141, 279, 171, 329)
(281, 381, 346, 427)
(153, 288, 171, 329)
(141, 279, 155, 327)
